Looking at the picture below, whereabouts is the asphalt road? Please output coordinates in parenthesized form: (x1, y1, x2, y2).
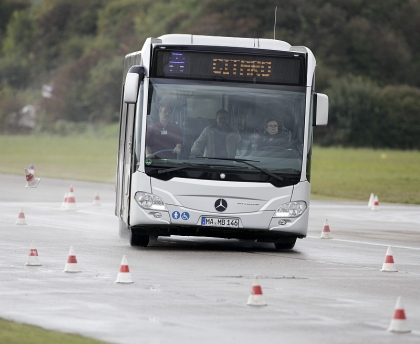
(1, 173, 420, 344)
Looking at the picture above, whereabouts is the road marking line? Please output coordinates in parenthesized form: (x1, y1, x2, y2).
(307, 236, 420, 251)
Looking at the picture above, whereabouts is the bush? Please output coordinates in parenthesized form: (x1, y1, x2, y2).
(382, 85, 420, 149)
(315, 76, 420, 149)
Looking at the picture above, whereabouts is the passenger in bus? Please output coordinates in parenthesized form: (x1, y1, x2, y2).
(190, 109, 241, 158)
(255, 117, 290, 150)
(145, 103, 183, 159)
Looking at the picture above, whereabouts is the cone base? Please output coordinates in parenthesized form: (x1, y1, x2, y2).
(115, 273, 134, 284)
(115, 280, 134, 284)
(247, 295, 267, 306)
(26, 262, 42, 266)
(320, 233, 332, 239)
(64, 264, 80, 273)
(15, 221, 27, 225)
(381, 263, 397, 272)
(388, 319, 411, 333)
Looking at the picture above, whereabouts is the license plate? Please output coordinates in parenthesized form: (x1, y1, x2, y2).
(201, 217, 239, 228)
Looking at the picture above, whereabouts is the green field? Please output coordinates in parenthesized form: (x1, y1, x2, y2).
(0, 129, 419, 204)
(0, 126, 118, 184)
(311, 147, 420, 204)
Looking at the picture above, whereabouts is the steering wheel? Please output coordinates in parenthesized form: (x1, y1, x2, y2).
(150, 149, 176, 158)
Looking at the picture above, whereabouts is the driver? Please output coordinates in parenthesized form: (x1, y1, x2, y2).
(145, 102, 183, 159)
(255, 117, 289, 150)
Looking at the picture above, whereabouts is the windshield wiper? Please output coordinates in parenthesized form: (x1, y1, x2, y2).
(196, 157, 284, 182)
(157, 163, 212, 175)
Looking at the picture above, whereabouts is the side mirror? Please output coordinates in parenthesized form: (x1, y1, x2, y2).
(123, 66, 146, 104)
(313, 93, 328, 126)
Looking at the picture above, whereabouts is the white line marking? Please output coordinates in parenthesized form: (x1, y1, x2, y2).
(307, 236, 420, 250)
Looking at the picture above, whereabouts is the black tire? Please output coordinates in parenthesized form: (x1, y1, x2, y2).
(274, 239, 296, 250)
(130, 230, 149, 247)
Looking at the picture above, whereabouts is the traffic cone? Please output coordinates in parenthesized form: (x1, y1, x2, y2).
(368, 193, 374, 207)
(388, 296, 411, 333)
(25, 243, 41, 266)
(247, 275, 266, 306)
(92, 193, 101, 206)
(64, 246, 80, 272)
(115, 255, 134, 283)
(24, 168, 40, 188)
(381, 246, 397, 272)
(61, 192, 68, 210)
(320, 219, 332, 239)
(15, 207, 27, 225)
(65, 185, 76, 210)
(371, 195, 379, 210)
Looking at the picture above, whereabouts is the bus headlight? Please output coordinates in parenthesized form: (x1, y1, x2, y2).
(274, 201, 307, 218)
(134, 192, 167, 211)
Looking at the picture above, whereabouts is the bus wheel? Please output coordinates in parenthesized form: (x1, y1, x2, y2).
(274, 239, 296, 250)
(130, 230, 149, 247)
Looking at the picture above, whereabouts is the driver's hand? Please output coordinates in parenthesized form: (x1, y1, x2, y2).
(173, 146, 181, 154)
(146, 154, 153, 158)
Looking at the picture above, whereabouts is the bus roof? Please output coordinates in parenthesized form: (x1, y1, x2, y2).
(157, 34, 292, 52)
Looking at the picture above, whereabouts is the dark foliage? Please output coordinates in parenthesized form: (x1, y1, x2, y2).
(0, 0, 419, 148)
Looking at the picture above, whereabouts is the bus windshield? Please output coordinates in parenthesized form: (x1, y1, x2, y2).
(142, 78, 306, 185)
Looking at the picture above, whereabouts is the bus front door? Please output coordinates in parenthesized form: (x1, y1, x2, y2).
(116, 101, 136, 225)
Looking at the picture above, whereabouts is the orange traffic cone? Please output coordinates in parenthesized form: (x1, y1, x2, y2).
(115, 255, 133, 283)
(320, 219, 332, 239)
(371, 195, 379, 210)
(61, 192, 68, 210)
(65, 185, 76, 210)
(388, 296, 411, 333)
(247, 275, 266, 306)
(381, 246, 397, 272)
(368, 193, 374, 207)
(15, 207, 27, 225)
(64, 246, 80, 272)
(24, 168, 40, 188)
(25, 243, 41, 266)
(92, 193, 101, 206)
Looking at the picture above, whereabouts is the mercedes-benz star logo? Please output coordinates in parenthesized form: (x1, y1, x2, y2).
(215, 199, 228, 212)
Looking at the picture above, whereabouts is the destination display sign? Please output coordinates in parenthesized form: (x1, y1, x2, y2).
(153, 49, 304, 85)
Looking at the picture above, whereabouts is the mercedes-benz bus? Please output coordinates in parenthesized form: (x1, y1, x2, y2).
(116, 34, 328, 249)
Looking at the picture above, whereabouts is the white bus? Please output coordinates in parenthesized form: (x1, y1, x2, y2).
(116, 34, 328, 249)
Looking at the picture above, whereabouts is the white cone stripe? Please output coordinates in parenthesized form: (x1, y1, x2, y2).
(388, 319, 411, 333)
(381, 263, 398, 272)
(368, 193, 374, 207)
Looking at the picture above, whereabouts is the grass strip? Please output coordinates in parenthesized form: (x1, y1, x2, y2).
(0, 132, 117, 183)
(0, 319, 108, 344)
(0, 131, 419, 204)
(311, 147, 420, 204)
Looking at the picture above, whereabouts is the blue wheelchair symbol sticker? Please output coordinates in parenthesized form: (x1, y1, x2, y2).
(172, 211, 180, 220)
(181, 212, 190, 220)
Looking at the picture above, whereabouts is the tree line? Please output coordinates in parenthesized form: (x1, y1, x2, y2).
(0, 0, 419, 148)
